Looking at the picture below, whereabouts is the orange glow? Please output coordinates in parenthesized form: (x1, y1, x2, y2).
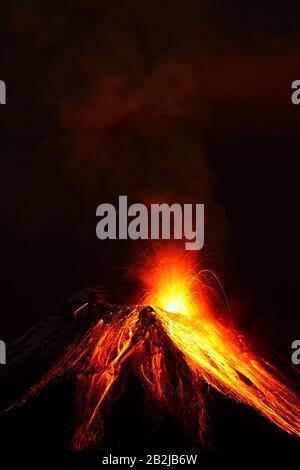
(9, 246, 300, 449)
(141, 248, 300, 440)
(142, 248, 203, 318)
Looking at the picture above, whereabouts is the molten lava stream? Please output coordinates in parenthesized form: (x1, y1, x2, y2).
(140, 247, 300, 439)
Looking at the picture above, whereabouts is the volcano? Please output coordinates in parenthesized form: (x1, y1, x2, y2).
(1, 274, 299, 453)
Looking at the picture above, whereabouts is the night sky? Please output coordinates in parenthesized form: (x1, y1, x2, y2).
(1, 0, 300, 359)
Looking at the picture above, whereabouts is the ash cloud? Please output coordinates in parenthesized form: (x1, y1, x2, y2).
(4, 1, 300, 215)
(2, 0, 300, 341)
(5, 0, 233, 249)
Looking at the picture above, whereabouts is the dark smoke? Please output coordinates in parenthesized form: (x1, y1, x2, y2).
(1, 0, 300, 344)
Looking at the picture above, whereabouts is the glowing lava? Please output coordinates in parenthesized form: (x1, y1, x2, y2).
(5, 246, 300, 449)
(141, 247, 208, 319)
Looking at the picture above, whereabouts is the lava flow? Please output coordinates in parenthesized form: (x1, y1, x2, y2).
(5, 247, 300, 449)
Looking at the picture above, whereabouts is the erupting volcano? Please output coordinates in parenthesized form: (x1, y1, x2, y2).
(2, 247, 300, 450)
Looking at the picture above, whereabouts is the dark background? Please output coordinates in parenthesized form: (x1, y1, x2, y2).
(0, 0, 300, 460)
